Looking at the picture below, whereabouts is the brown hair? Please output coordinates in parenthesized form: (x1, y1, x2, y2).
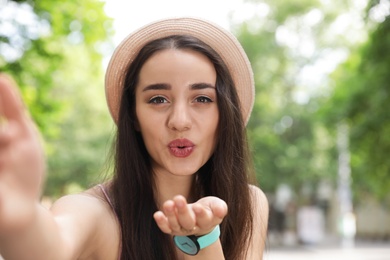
(111, 35, 256, 260)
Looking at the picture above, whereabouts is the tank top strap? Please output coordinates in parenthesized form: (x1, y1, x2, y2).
(97, 184, 115, 211)
(97, 184, 121, 260)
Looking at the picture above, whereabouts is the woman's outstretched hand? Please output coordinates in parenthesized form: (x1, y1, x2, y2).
(0, 74, 45, 234)
(153, 195, 228, 237)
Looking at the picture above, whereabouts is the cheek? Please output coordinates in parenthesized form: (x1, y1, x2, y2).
(135, 104, 147, 131)
(206, 114, 219, 148)
(135, 108, 160, 145)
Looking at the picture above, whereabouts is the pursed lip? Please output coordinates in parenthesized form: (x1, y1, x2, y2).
(168, 138, 195, 158)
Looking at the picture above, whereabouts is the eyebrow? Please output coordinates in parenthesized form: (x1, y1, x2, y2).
(190, 83, 216, 90)
(142, 83, 170, 92)
(142, 82, 215, 92)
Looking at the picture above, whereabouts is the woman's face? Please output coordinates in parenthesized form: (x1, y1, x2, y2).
(135, 48, 219, 177)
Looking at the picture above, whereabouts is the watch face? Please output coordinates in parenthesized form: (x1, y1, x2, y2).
(173, 235, 200, 255)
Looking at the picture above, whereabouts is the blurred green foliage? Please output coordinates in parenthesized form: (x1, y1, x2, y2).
(238, 0, 389, 203)
(237, 0, 341, 197)
(322, 14, 390, 201)
(0, 0, 114, 197)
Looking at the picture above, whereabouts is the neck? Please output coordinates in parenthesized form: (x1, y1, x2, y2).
(153, 170, 196, 208)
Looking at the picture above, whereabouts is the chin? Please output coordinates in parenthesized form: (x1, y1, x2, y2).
(168, 164, 200, 176)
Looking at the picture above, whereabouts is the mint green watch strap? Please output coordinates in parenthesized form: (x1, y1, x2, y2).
(198, 225, 221, 249)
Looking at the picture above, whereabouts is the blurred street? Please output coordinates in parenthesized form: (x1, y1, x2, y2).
(264, 241, 390, 260)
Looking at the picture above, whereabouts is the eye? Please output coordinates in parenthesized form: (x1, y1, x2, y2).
(148, 96, 168, 104)
(195, 96, 213, 103)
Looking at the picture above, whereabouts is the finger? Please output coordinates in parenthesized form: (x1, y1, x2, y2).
(0, 113, 17, 150)
(0, 117, 11, 146)
(0, 75, 43, 150)
(193, 198, 228, 232)
(0, 74, 26, 121)
(173, 195, 196, 231)
(153, 211, 172, 234)
(192, 203, 214, 230)
(162, 200, 181, 233)
(209, 198, 228, 219)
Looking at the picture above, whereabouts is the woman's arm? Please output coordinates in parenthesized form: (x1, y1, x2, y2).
(0, 75, 110, 260)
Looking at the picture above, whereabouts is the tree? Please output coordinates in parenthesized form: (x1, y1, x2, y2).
(0, 0, 114, 197)
(233, 0, 356, 197)
(322, 4, 390, 201)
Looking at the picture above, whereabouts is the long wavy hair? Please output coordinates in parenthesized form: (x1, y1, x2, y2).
(110, 35, 256, 260)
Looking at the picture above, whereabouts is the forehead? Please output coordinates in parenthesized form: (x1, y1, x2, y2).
(138, 48, 216, 84)
(143, 48, 212, 68)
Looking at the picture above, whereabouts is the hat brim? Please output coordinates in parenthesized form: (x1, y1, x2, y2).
(105, 17, 254, 125)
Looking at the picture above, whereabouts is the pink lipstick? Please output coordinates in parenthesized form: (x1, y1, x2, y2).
(168, 138, 195, 158)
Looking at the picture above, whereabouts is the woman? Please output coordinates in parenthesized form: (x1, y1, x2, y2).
(0, 17, 268, 259)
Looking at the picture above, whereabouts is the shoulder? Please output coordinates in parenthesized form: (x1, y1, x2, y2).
(249, 185, 269, 232)
(247, 185, 269, 259)
(50, 185, 116, 222)
(249, 184, 269, 217)
(49, 185, 120, 259)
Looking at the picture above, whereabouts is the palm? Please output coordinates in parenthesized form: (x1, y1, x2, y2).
(154, 195, 228, 237)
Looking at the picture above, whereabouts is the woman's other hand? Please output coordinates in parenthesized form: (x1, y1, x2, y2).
(0, 74, 45, 234)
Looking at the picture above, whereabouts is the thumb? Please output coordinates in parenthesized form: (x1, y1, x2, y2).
(202, 197, 228, 219)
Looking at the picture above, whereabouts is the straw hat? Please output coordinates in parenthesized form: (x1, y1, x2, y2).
(105, 17, 254, 124)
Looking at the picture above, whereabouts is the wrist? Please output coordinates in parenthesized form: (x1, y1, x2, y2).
(174, 225, 220, 255)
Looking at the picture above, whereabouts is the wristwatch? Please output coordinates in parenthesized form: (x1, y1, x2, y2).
(173, 225, 220, 255)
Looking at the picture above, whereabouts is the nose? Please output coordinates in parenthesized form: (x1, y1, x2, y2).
(167, 101, 192, 131)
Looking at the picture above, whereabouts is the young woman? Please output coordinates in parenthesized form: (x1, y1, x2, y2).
(0, 17, 268, 259)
